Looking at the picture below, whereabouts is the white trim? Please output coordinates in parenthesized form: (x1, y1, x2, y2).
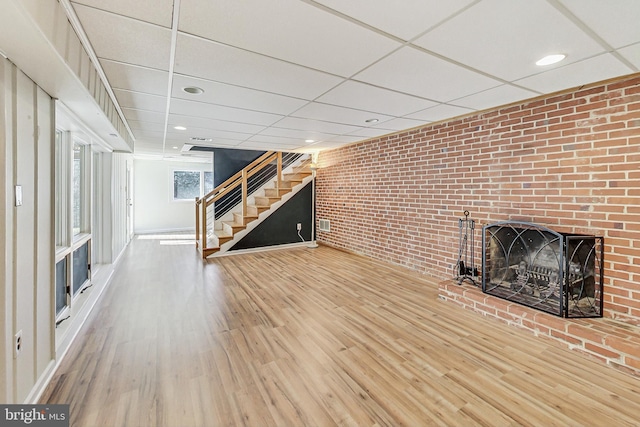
(56, 101, 113, 153)
(213, 241, 314, 257)
(135, 227, 195, 235)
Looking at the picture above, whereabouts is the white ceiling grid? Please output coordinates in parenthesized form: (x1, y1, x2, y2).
(67, 0, 640, 158)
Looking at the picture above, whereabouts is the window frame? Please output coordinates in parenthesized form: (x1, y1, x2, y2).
(171, 169, 214, 202)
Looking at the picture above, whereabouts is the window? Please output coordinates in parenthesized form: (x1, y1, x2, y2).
(204, 171, 213, 195)
(173, 170, 214, 201)
(55, 130, 68, 247)
(73, 142, 88, 236)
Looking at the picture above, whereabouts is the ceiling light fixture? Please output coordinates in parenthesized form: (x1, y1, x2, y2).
(365, 118, 379, 123)
(183, 86, 204, 95)
(536, 54, 566, 66)
(174, 126, 187, 130)
(190, 137, 213, 142)
(305, 139, 315, 143)
(172, 146, 178, 149)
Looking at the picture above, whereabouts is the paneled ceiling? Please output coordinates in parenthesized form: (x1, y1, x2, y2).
(66, 0, 640, 159)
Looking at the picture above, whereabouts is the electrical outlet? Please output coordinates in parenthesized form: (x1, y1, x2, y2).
(296, 223, 302, 231)
(14, 330, 22, 358)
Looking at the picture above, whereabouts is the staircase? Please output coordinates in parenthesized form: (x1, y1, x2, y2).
(195, 152, 312, 257)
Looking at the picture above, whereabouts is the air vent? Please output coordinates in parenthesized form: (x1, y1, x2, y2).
(190, 137, 213, 142)
(318, 219, 330, 232)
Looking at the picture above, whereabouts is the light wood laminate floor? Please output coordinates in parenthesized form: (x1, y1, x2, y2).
(40, 236, 640, 426)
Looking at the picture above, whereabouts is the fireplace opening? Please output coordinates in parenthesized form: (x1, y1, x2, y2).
(481, 221, 603, 318)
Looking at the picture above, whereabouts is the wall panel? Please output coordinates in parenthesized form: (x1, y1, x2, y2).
(0, 58, 54, 403)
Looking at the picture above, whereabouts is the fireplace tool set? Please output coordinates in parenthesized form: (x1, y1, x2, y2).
(455, 210, 479, 285)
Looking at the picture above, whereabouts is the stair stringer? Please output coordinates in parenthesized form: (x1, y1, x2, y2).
(208, 173, 314, 257)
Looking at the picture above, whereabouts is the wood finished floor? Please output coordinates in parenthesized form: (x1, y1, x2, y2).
(40, 236, 640, 427)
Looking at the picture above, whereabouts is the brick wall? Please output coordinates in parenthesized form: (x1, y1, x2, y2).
(316, 73, 640, 323)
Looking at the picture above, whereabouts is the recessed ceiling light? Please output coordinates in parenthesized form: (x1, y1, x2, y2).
(183, 86, 204, 95)
(174, 126, 187, 130)
(305, 139, 315, 143)
(536, 54, 566, 66)
(365, 118, 379, 123)
(172, 146, 178, 149)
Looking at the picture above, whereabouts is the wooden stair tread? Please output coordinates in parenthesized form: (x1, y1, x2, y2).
(222, 221, 245, 228)
(214, 230, 233, 238)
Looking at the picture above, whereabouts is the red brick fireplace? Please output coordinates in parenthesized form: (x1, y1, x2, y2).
(316, 73, 640, 374)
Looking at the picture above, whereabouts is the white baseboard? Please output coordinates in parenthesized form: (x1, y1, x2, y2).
(134, 227, 195, 235)
(211, 241, 316, 257)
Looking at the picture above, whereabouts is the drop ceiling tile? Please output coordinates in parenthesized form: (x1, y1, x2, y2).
(178, 0, 400, 77)
(182, 138, 241, 147)
(257, 127, 335, 142)
(73, 4, 172, 70)
(407, 104, 475, 122)
(317, 80, 438, 116)
(133, 140, 162, 149)
(560, 0, 640, 49)
(346, 127, 397, 139)
(246, 134, 301, 145)
(170, 98, 283, 126)
(314, 0, 475, 41)
(372, 117, 428, 132)
(113, 89, 167, 113)
(122, 108, 166, 124)
(307, 140, 358, 150)
(354, 46, 501, 102)
(71, 0, 174, 28)
(102, 60, 169, 96)
(167, 127, 252, 143)
(413, 0, 604, 81)
(291, 102, 394, 127)
(618, 43, 640, 69)
(273, 117, 363, 135)
(127, 120, 165, 133)
(174, 34, 344, 99)
(168, 114, 266, 134)
(320, 135, 365, 145)
(235, 141, 303, 151)
(131, 129, 164, 139)
(515, 53, 634, 94)
(171, 75, 308, 115)
(452, 84, 540, 110)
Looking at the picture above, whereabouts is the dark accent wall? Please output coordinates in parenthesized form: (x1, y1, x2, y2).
(189, 147, 265, 185)
(212, 148, 264, 185)
(231, 182, 314, 250)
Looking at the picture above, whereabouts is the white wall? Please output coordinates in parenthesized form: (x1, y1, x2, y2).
(0, 58, 55, 404)
(134, 158, 212, 234)
(0, 0, 134, 404)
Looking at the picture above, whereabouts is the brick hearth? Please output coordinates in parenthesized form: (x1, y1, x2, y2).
(439, 281, 640, 377)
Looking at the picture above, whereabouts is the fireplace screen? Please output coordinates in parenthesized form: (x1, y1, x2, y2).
(482, 221, 603, 318)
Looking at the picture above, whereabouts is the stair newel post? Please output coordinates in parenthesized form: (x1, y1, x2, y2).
(276, 151, 282, 192)
(195, 197, 200, 250)
(201, 197, 207, 257)
(308, 154, 319, 248)
(241, 169, 248, 220)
